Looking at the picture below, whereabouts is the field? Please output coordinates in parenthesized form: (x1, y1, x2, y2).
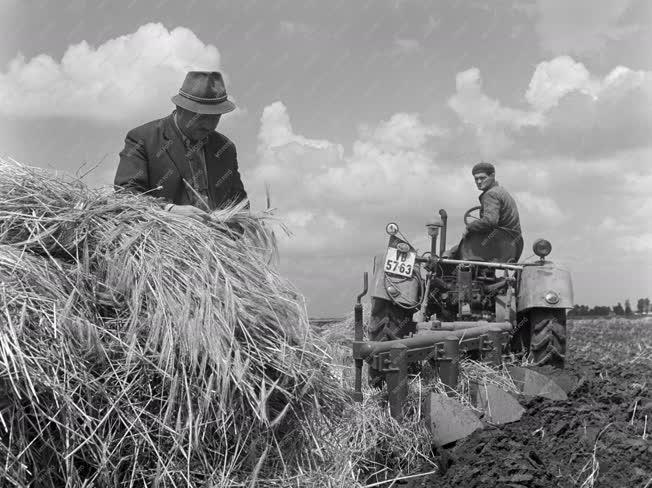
(314, 316, 652, 488)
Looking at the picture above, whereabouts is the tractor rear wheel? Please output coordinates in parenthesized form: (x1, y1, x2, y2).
(509, 313, 531, 358)
(368, 297, 416, 388)
(528, 308, 567, 368)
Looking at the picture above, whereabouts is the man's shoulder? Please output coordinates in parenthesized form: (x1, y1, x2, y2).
(212, 131, 235, 146)
(486, 184, 519, 209)
(127, 116, 170, 138)
(486, 183, 513, 198)
(210, 131, 237, 157)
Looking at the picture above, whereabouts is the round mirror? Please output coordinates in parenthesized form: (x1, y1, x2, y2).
(385, 222, 399, 235)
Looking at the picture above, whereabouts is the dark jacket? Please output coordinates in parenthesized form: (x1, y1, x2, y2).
(115, 114, 247, 209)
(463, 180, 523, 262)
(467, 180, 521, 235)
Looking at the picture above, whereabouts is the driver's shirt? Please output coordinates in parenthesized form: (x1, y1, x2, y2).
(466, 180, 521, 238)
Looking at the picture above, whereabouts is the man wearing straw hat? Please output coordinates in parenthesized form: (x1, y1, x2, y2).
(115, 71, 247, 219)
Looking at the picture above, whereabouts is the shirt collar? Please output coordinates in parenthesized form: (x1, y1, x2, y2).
(479, 179, 498, 195)
(173, 111, 214, 152)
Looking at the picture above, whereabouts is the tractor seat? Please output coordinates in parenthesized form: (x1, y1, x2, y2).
(458, 229, 523, 263)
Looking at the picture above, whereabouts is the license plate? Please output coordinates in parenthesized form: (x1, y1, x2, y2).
(384, 248, 416, 277)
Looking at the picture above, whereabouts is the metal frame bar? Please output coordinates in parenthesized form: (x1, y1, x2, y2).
(353, 322, 511, 360)
(437, 258, 523, 271)
(352, 272, 368, 403)
(386, 344, 408, 419)
(352, 319, 511, 419)
(366, 330, 510, 370)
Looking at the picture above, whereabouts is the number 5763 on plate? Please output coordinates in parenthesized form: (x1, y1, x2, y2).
(384, 247, 416, 278)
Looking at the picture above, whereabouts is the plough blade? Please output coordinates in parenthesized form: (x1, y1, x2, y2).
(424, 392, 484, 446)
(471, 382, 525, 425)
(508, 366, 568, 401)
(530, 365, 580, 394)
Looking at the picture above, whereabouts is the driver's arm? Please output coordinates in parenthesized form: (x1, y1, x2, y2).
(467, 192, 500, 232)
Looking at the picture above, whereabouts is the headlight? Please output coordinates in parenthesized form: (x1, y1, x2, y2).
(386, 285, 400, 297)
(533, 238, 552, 258)
(544, 291, 560, 304)
(426, 218, 443, 237)
(386, 222, 399, 235)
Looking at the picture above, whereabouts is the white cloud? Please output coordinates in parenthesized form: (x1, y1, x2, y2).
(449, 57, 652, 154)
(279, 21, 313, 37)
(257, 101, 651, 268)
(0, 23, 225, 124)
(525, 56, 594, 112)
(598, 217, 627, 232)
(447, 68, 542, 154)
(256, 101, 344, 210)
(423, 15, 441, 37)
(541, 63, 652, 152)
(572, 151, 652, 255)
(527, 57, 652, 113)
(515, 191, 567, 221)
(254, 102, 467, 254)
(285, 210, 315, 228)
(314, 113, 453, 208)
(616, 233, 652, 252)
(253, 102, 652, 315)
(534, 0, 639, 56)
(325, 212, 348, 230)
(601, 66, 651, 97)
(258, 101, 339, 153)
(392, 38, 422, 54)
(623, 170, 652, 195)
(257, 103, 450, 209)
(449, 68, 541, 129)
(358, 112, 444, 151)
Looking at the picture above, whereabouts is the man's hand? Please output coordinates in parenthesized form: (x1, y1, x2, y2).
(167, 204, 209, 222)
(442, 244, 459, 259)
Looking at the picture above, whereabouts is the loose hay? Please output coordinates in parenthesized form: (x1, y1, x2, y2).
(0, 159, 350, 486)
(4, 159, 513, 486)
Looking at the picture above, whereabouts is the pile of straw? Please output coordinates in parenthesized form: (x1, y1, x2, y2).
(0, 159, 347, 486)
(1, 159, 456, 487)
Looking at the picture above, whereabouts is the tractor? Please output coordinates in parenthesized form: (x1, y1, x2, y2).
(350, 207, 574, 442)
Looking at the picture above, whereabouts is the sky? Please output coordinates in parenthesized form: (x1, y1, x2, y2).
(0, 0, 651, 316)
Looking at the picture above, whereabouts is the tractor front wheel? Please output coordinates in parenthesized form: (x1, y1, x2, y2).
(528, 308, 567, 368)
(367, 297, 416, 388)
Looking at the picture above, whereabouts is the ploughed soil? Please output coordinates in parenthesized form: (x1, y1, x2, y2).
(408, 318, 652, 488)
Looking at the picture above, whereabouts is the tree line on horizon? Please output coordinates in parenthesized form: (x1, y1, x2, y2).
(568, 298, 651, 317)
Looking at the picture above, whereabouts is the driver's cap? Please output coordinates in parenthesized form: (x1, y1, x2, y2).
(472, 161, 495, 175)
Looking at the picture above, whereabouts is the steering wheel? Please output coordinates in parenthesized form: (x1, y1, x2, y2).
(463, 206, 481, 226)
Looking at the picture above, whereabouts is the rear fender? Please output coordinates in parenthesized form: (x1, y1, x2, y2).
(370, 252, 421, 308)
(517, 262, 573, 313)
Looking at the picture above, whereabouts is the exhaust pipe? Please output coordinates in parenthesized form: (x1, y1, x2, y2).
(438, 209, 448, 257)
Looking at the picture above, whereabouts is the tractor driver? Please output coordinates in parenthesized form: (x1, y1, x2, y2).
(444, 162, 524, 263)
